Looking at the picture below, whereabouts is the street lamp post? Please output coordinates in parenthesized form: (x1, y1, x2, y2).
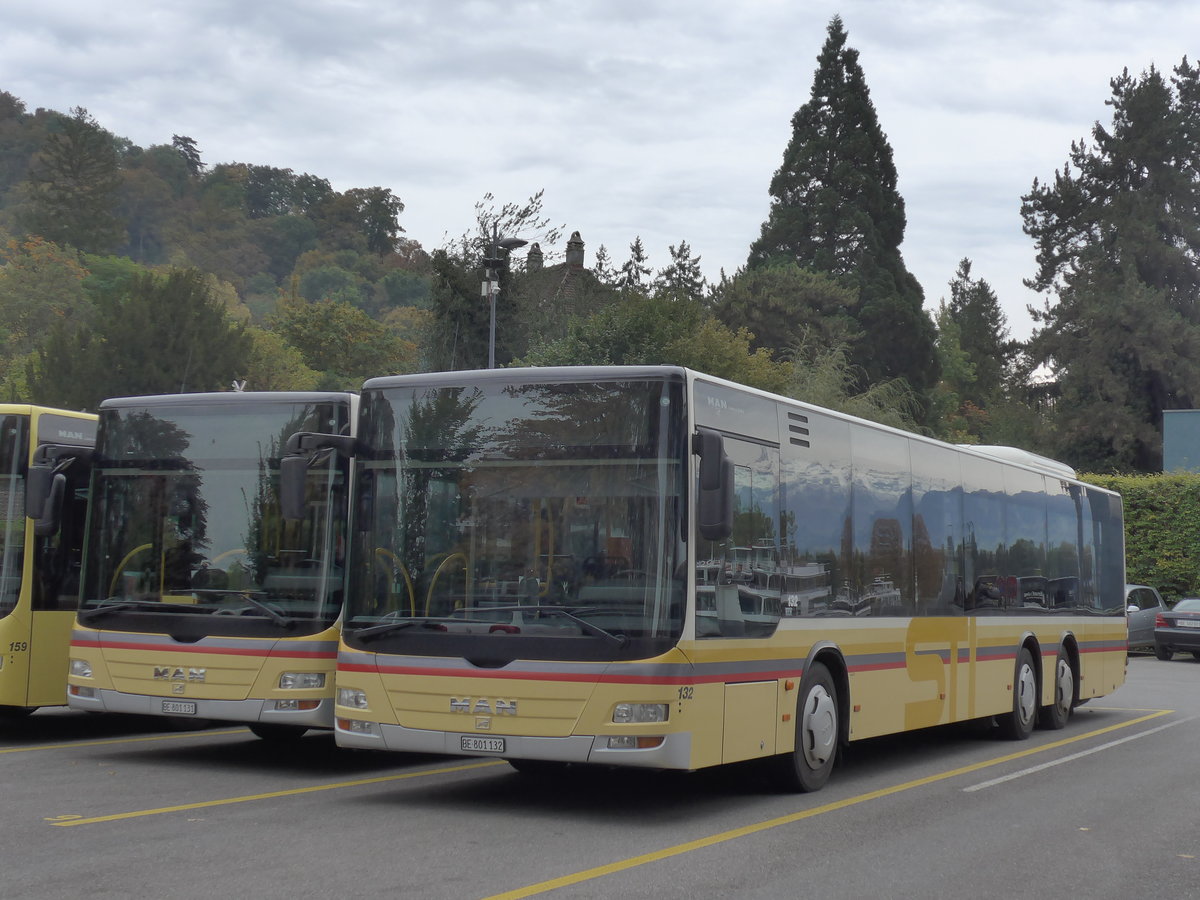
(482, 223, 527, 368)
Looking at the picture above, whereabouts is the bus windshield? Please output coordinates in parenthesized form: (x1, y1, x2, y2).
(345, 376, 687, 661)
(80, 399, 349, 632)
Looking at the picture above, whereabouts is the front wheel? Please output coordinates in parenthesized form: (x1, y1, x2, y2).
(997, 647, 1037, 740)
(1037, 649, 1074, 730)
(773, 661, 838, 792)
(1155, 644, 1173, 661)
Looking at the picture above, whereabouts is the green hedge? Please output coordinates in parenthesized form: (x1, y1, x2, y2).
(1082, 473, 1200, 602)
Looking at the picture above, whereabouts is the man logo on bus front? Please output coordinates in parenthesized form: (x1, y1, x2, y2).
(450, 698, 517, 716)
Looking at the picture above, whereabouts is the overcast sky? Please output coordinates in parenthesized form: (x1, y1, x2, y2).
(3, 1, 1197, 339)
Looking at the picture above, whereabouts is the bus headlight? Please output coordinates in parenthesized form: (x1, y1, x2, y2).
(279, 672, 326, 690)
(70, 659, 93, 678)
(613, 703, 669, 724)
(338, 688, 369, 709)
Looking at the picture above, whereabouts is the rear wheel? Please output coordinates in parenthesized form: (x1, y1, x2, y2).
(1154, 644, 1173, 661)
(774, 661, 838, 792)
(1037, 649, 1073, 730)
(248, 723, 309, 741)
(997, 647, 1037, 740)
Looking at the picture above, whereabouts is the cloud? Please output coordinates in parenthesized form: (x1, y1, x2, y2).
(3, 0, 1197, 341)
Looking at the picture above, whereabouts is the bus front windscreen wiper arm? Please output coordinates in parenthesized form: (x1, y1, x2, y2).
(458, 605, 629, 647)
(197, 589, 295, 627)
(77, 598, 169, 622)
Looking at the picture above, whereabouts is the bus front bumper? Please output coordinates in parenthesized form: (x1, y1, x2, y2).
(334, 719, 693, 769)
(67, 687, 334, 728)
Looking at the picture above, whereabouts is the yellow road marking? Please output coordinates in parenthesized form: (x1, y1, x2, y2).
(2, 729, 247, 754)
(49, 759, 505, 826)
(482, 709, 1175, 900)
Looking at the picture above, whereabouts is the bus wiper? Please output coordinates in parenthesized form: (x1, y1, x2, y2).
(460, 605, 629, 647)
(196, 589, 294, 627)
(77, 598, 167, 622)
(352, 618, 426, 641)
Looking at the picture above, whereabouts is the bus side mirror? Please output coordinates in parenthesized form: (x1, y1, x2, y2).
(694, 428, 733, 541)
(25, 463, 53, 521)
(279, 454, 310, 521)
(279, 431, 356, 521)
(33, 472, 67, 537)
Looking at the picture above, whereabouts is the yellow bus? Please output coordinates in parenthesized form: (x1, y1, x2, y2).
(66, 392, 355, 740)
(0, 404, 96, 718)
(330, 367, 1126, 789)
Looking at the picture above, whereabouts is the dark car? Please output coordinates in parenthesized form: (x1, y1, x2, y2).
(1154, 596, 1200, 660)
(1126, 584, 1169, 650)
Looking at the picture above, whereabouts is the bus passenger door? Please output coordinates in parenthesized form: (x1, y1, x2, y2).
(696, 436, 784, 762)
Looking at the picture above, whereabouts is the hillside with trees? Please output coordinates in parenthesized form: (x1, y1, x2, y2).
(2, 19, 1198, 476)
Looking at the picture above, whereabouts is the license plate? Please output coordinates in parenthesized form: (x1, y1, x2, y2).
(1179, 619, 1200, 628)
(461, 735, 505, 753)
(161, 700, 197, 715)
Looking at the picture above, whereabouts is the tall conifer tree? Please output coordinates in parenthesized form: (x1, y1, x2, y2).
(747, 16, 937, 399)
(1022, 58, 1200, 471)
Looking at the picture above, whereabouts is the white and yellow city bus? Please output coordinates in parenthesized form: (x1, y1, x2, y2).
(0, 404, 97, 718)
(330, 367, 1126, 789)
(67, 392, 355, 740)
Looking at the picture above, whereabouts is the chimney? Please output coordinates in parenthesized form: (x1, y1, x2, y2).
(565, 231, 584, 268)
(526, 242, 543, 272)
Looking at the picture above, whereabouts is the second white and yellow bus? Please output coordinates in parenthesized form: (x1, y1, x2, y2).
(0, 405, 96, 718)
(328, 367, 1126, 789)
(67, 391, 355, 739)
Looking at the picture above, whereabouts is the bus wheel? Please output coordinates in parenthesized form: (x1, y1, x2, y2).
(248, 723, 309, 741)
(998, 648, 1037, 740)
(774, 661, 838, 792)
(1037, 649, 1073, 730)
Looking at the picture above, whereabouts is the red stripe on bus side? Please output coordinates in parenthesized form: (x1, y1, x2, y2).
(338, 662, 805, 686)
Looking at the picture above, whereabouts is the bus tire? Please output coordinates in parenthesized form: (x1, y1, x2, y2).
(998, 647, 1037, 740)
(248, 723, 309, 741)
(1037, 649, 1073, 730)
(775, 661, 838, 792)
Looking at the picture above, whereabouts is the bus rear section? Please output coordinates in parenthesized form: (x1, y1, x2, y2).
(0, 406, 96, 716)
(331, 367, 1126, 788)
(67, 392, 354, 739)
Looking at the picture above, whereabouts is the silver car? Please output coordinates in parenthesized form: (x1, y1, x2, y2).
(1126, 584, 1169, 651)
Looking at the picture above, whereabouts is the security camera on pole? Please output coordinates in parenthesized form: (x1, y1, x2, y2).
(482, 223, 527, 369)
